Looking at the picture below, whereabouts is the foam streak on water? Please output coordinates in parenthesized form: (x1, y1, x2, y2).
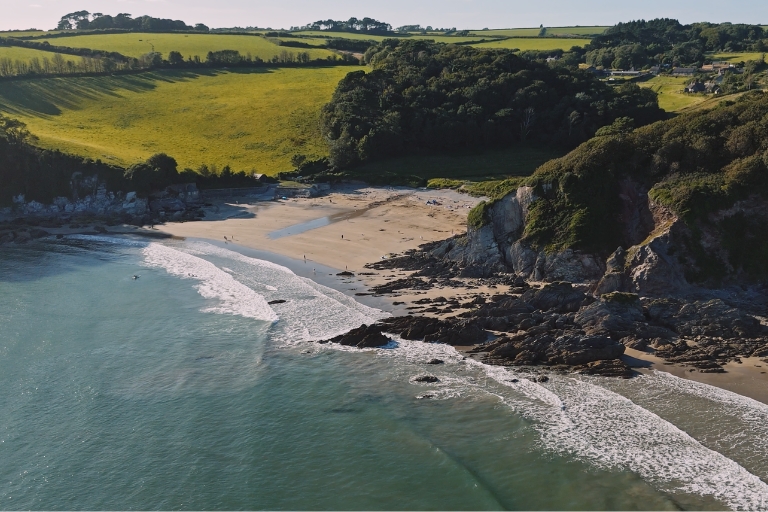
(127, 238, 768, 509)
(366, 338, 768, 510)
(142, 242, 278, 322)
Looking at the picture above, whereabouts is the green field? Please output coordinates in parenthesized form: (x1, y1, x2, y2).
(350, 146, 562, 181)
(38, 33, 337, 60)
(293, 30, 488, 44)
(469, 26, 608, 37)
(0, 46, 64, 63)
(0, 30, 51, 38)
(639, 75, 708, 112)
(709, 52, 767, 63)
(472, 37, 592, 51)
(0, 66, 355, 174)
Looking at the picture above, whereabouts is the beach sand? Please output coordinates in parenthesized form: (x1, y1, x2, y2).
(153, 184, 768, 405)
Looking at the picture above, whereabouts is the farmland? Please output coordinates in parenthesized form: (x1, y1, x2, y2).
(37, 33, 337, 60)
(709, 52, 767, 63)
(294, 30, 489, 44)
(471, 37, 592, 51)
(638, 75, 708, 112)
(0, 66, 354, 174)
(0, 46, 66, 64)
(468, 26, 608, 37)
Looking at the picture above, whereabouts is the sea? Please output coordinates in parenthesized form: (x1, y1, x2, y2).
(2, 235, 768, 510)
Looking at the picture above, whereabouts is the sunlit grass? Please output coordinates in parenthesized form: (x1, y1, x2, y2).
(0, 46, 68, 63)
(469, 26, 607, 37)
(37, 32, 337, 60)
(471, 37, 592, 51)
(639, 75, 708, 112)
(0, 66, 355, 174)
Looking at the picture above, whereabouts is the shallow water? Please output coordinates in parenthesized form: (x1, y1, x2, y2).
(1, 236, 766, 510)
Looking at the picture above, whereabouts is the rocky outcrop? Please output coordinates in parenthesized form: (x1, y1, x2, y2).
(319, 324, 391, 348)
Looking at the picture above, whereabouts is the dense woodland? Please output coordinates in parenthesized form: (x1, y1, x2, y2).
(56, 11, 209, 32)
(585, 19, 767, 69)
(301, 18, 393, 35)
(320, 40, 664, 168)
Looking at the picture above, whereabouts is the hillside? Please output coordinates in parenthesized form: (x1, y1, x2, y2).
(0, 66, 352, 173)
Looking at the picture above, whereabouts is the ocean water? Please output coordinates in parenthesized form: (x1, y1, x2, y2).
(2, 236, 768, 510)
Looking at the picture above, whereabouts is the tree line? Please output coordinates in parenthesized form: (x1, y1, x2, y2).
(56, 11, 209, 32)
(301, 17, 393, 35)
(320, 39, 664, 169)
(0, 115, 267, 207)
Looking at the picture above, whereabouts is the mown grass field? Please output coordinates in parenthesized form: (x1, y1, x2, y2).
(709, 52, 767, 63)
(0, 30, 51, 38)
(639, 75, 708, 112)
(0, 66, 355, 174)
(0, 46, 65, 63)
(471, 38, 592, 51)
(294, 30, 489, 44)
(38, 33, 337, 60)
(469, 26, 607, 37)
(350, 146, 562, 181)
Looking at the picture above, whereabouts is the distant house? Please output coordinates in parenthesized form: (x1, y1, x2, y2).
(685, 81, 705, 93)
(673, 67, 696, 76)
(546, 56, 559, 63)
(649, 65, 661, 75)
(609, 69, 641, 77)
(704, 81, 721, 94)
(700, 64, 714, 72)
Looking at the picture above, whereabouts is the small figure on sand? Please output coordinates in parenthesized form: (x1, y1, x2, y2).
(341, 234, 343, 239)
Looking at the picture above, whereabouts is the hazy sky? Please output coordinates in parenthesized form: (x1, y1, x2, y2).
(1, 0, 766, 32)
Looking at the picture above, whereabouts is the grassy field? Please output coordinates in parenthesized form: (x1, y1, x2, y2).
(709, 52, 767, 63)
(472, 38, 592, 51)
(0, 46, 66, 63)
(0, 66, 355, 174)
(37, 33, 337, 60)
(293, 31, 488, 44)
(349, 146, 562, 181)
(469, 26, 607, 37)
(639, 75, 708, 112)
(0, 30, 52, 38)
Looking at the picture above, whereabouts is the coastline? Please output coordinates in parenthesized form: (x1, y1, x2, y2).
(21, 183, 768, 406)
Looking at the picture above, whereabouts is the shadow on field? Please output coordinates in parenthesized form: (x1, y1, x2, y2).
(0, 68, 275, 118)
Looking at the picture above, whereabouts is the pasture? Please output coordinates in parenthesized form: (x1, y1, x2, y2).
(37, 33, 337, 60)
(469, 26, 608, 37)
(0, 46, 65, 64)
(471, 37, 592, 51)
(639, 75, 708, 112)
(0, 66, 355, 174)
(709, 52, 767, 63)
(293, 31, 489, 44)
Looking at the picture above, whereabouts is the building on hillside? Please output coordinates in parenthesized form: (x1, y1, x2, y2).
(672, 67, 696, 76)
(684, 81, 705, 93)
(704, 81, 722, 94)
(609, 69, 642, 77)
(649, 65, 661, 75)
(546, 56, 559, 63)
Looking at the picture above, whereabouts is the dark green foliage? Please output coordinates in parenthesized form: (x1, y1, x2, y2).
(585, 18, 766, 69)
(515, 90, 768, 278)
(602, 292, 640, 304)
(320, 40, 663, 169)
(305, 17, 393, 35)
(467, 200, 493, 229)
(57, 11, 193, 31)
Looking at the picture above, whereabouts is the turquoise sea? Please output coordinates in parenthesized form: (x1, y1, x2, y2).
(2, 236, 768, 510)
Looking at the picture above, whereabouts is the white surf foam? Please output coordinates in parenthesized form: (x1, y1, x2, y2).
(182, 241, 388, 342)
(361, 337, 768, 510)
(142, 243, 278, 322)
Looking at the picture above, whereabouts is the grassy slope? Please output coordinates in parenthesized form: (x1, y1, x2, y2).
(471, 38, 592, 51)
(37, 33, 337, 60)
(0, 46, 69, 63)
(349, 146, 563, 181)
(709, 52, 767, 63)
(294, 31, 489, 43)
(469, 27, 608, 37)
(0, 66, 353, 174)
(638, 75, 708, 111)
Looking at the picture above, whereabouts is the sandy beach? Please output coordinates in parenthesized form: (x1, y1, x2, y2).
(151, 184, 768, 405)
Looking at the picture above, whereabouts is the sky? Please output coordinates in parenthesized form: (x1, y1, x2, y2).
(0, 0, 766, 32)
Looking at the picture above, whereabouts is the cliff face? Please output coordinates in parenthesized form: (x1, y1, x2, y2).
(438, 182, 768, 299)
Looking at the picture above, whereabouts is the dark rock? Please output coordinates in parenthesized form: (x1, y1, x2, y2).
(336, 271, 355, 276)
(426, 359, 444, 365)
(268, 299, 287, 305)
(536, 375, 549, 383)
(575, 359, 633, 378)
(323, 324, 390, 349)
(522, 281, 586, 313)
(414, 375, 440, 383)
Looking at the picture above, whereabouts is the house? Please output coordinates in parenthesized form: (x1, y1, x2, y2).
(649, 65, 661, 75)
(672, 67, 696, 76)
(546, 56, 559, 63)
(704, 81, 721, 94)
(685, 81, 705, 93)
(609, 69, 641, 77)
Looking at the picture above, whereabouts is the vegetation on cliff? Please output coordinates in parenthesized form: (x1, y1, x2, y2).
(495, 91, 768, 279)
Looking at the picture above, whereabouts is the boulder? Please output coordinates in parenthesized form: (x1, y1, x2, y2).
(323, 324, 390, 348)
(522, 281, 585, 313)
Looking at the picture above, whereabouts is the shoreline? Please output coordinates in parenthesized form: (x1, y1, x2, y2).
(15, 183, 768, 405)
